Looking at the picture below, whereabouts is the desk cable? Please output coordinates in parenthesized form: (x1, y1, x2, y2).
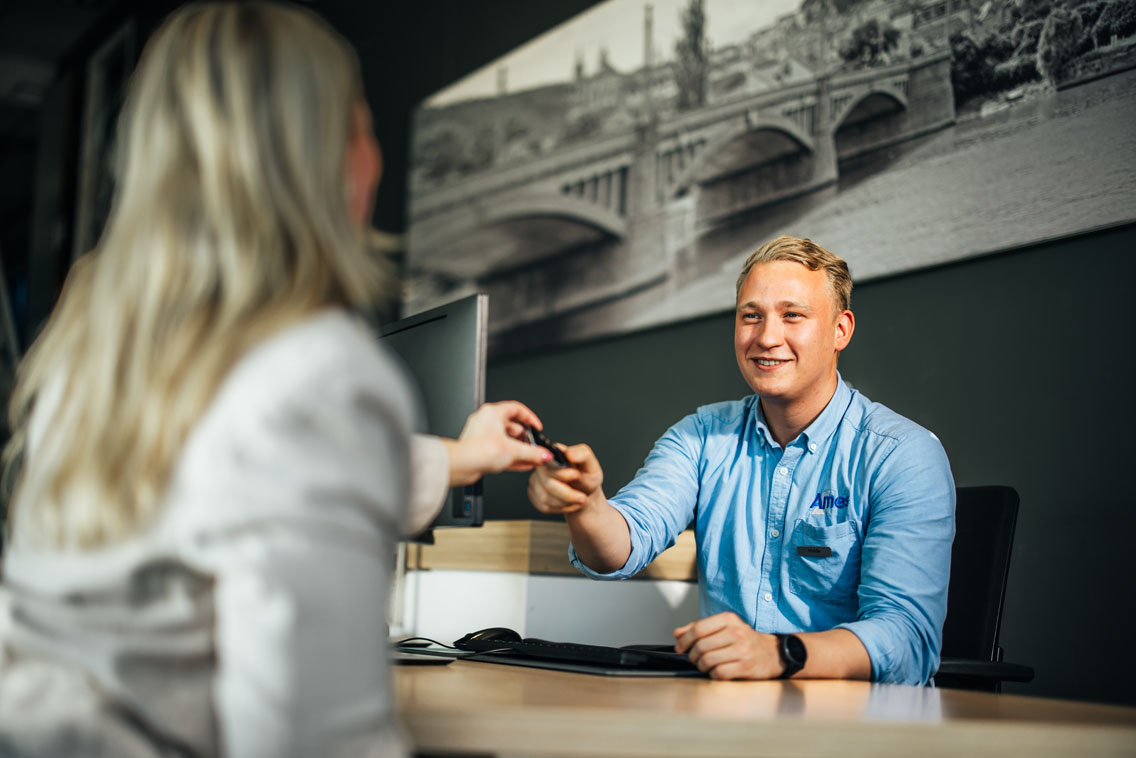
(393, 636, 517, 661)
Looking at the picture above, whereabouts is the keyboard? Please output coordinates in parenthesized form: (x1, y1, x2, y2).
(453, 635, 698, 672)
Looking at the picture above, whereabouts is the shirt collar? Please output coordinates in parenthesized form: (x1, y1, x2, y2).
(752, 400, 779, 450)
(751, 373, 854, 453)
(800, 373, 853, 451)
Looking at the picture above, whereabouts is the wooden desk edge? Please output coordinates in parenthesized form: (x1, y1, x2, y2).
(396, 663, 1136, 758)
(399, 707, 1136, 758)
(407, 519, 697, 581)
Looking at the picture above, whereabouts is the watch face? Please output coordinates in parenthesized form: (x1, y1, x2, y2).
(785, 634, 807, 665)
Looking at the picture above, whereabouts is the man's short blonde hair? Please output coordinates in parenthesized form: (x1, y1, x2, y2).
(735, 235, 852, 313)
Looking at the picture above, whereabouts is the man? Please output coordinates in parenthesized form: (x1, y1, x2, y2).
(527, 235, 954, 684)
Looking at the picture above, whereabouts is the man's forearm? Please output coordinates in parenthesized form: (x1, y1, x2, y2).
(565, 492, 632, 574)
(794, 628, 872, 680)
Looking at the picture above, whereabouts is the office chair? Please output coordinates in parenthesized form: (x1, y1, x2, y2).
(934, 485, 1034, 692)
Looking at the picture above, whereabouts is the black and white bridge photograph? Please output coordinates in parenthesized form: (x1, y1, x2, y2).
(406, 0, 1136, 355)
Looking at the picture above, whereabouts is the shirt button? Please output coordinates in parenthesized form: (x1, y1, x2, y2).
(770, 529, 780, 538)
(778, 467, 788, 476)
(809, 443, 817, 451)
(764, 592, 773, 602)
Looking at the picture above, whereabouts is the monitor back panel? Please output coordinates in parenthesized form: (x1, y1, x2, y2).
(380, 293, 487, 527)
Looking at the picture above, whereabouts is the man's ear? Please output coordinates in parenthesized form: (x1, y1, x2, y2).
(835, 310, 855, 352)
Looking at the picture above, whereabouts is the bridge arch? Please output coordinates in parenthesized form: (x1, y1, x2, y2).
(670, 116, 815, 198)
(484, 194, 628, 240)
(831, 88, 910, 161)
(831, 87, 909, 133)
(408, 193, 628, 278)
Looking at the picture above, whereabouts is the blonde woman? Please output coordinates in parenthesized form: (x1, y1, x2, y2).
(0, 4, 549, 757)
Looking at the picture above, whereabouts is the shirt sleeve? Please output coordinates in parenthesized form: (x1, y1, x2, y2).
(191, 345, 413, 758)
(835, 429, 955, 685)
(405, 434, 450, 537)
(570, 413, 703, 579)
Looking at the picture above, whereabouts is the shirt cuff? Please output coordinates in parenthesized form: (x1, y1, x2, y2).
(567, 503, 644, 580)
(835, 618, 902, 684)
(406, 434, 450, 536)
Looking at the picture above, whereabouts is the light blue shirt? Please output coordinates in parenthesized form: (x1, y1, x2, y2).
(571, 377, 955, 685)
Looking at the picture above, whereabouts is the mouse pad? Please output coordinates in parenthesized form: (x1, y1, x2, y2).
(392, 650, 455, 666)
(392, 644, 705, 677)
(451, 652, 707, 678)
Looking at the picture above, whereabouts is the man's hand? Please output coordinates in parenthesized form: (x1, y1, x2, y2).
(443, 401, 552, 487)
(527, 443, 604, 516)
(527, 444, 631, 573)
(674, 612, 784, 680)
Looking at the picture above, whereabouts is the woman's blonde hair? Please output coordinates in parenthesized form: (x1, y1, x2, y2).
(4, 2, 388, 548)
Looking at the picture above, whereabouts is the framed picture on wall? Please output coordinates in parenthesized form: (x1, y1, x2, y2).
(405, 0, 1136, 357)
(73, 20, 136, 263)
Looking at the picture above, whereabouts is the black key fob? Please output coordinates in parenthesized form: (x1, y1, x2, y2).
(526, 426, 569, 468)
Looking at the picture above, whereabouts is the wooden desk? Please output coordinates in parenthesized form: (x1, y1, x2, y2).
(397, 661, 1136, 757)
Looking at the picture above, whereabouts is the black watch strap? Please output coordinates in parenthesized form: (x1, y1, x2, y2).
(775, 633, 806, 679)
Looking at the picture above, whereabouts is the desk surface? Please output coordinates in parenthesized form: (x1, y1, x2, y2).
(397, 661, 1136, 757)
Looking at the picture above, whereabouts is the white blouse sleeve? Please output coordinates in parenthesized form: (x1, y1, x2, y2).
(406, 434, 450, 536)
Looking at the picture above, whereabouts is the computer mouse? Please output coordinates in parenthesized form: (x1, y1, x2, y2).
(454, 627, 523, 646)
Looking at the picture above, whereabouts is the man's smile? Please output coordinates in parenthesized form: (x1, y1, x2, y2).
(752, 357, 791, 369)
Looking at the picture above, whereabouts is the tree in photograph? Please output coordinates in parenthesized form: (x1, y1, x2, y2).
(949, 27, 1042, 105)
(839, 19, 901, 67)
(991, 54, 1041, 89)
(468, 127, 496, 172)
(415, 130, 466, 182)
(1012, 18, 1046, 55)
(674, 0, 709, 111)
(1036, 5, 1084, 83)
(1092, 0, 1136, 46)
(1076, 0, 1107, 33)
(1015, 0, 1057, 23)
(1072, 3, 1102, 53)
(561, 112, 603, 143)
(503, 116, 530, 145)
(802, 0, 869, 23)
(949, 31, 992, 104)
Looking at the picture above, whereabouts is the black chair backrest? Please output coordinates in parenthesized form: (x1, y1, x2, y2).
(941, 485, 1020, 663)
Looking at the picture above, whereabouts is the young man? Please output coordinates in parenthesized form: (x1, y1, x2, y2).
(527, 235, 954, 685)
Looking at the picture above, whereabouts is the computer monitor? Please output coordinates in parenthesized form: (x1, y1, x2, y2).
(380, 293, 487, 528)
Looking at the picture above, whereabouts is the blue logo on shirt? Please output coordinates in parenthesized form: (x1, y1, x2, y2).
(809, 491, 849, 510)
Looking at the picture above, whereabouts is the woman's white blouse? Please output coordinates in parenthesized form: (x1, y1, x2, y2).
(1, 310, 422, 757)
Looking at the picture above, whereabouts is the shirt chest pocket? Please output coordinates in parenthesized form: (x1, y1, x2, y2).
(788, 519, 862, 605)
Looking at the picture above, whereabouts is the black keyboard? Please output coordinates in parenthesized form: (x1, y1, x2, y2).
(453, 635, 698, 672)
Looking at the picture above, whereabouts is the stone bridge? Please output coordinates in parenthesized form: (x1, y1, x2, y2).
(406, 51, 955, 348)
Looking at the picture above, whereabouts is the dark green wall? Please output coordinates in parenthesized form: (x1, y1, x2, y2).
(484, 222, 1136, 706)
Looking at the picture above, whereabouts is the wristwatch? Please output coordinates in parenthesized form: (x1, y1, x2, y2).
(775, 633, 807, 679)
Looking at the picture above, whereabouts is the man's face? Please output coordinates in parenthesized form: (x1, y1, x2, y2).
(734, 260, 853, 406)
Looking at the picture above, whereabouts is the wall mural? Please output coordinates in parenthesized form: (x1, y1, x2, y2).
(406, 0, 1136, 356)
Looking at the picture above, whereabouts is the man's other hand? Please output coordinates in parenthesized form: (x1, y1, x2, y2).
(674, 612, 784, 680)
(527, 443, 604, 515)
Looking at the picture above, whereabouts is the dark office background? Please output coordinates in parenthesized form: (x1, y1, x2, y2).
(1, 0, 1134, 709)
